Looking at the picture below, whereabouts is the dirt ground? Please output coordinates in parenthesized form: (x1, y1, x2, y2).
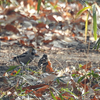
(0, 41, 100, 76)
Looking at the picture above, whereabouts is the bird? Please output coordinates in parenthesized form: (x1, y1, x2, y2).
(11, 48, 39, 65)
(38, 54, 54, 73)
(38, 54, 48, 72)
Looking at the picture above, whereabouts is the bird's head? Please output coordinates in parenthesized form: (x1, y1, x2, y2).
(30, 48, 39, 57)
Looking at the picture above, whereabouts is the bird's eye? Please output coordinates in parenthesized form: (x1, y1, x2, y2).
(31, 52, 35, 55)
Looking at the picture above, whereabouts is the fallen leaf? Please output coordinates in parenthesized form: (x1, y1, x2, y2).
(71, 79, 81, 96)
(42, 74, 56, 83)
(33, 91, 42, 97)
(5, 24, 19, 34)
(80, 82, 89, 92)
(36, 23, 46, 28)
(42, 40, 53, 44)
(0, 77, 9, 84)
(10, 70, 17, 76)
(46, 15, 57, 22)
(62, 92, 75, 100)
(27, 0, 34, 6)
(23, 84, 46, 90)
(82, 62, 92, 71)
(90, 95, 98, 100)
(36, 85, 49, 94)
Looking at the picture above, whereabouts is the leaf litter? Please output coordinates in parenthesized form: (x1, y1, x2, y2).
(0, 0, 100, 100)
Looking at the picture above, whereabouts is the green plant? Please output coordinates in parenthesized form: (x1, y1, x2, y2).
(76, 2, 97, 41)
(0, 0, 10, 6)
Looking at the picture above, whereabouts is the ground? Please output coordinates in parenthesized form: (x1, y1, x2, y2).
(0, 41, 100, 76)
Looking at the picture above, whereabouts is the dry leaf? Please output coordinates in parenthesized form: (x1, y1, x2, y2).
(24, 98, 35, 100)
(82, 62, 92, 71)
(5, 24, 19, 34)
(57, 69, 65, 77)
(71, 79, 81, 96)
(36, 85, 49, 93)
(10, 70, 17, 76)
(33, 91, 42, 97)
(27, 0, 34, 6)
(46, 15, 57, 22)
(0, 36, 10, 41)
(36, 23, 46, 28)
(0, 77, 9, 84)
(23, 84, 46, 90)
(80, 82, 89, 92)
(42, 74, 56, 83)
(62, 92, 75, 100)
(42, 40, 53, 44)
(90, 95, 98, 100)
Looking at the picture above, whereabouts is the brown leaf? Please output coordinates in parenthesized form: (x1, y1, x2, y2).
(3, 7, 16, 15)
(42, 10, 52, 14)
(0, 36, 9, 41)
(72, 33, 76, 37)
(36, 23, 46, 28)
(31, 15, 38, 20)
(55, 96, 62, 100)
(0, 77, 9, 84)
(90, 95, 98, 100)
(10, 70, 17, 76)
(49, 1, 57, 6)
(5, 24, 19, 34)
(55, 93, 75, 100)
(22, 84, 46, 90)
(57, 83, 70, 89)
(33, 91, 42, 97)
(80, 82, 89, 92)
(46, 15, 57, 22)
(82, 62, 92, 71)
(62, 92, 75, 100)
(36, 85, 49, 93)
(71, 18, 85, 24)
(25, 88, 33, 94)
(92, 84, 99, 89)
(27, 0, 34, 6)
(19, 40, 29, 46)
(71, 79, 81, 96)
(42, 40, 53, 44)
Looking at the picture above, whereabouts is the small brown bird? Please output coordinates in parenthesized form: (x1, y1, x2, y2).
(38, 54, 48, 72)
(11, 48, 39, 65)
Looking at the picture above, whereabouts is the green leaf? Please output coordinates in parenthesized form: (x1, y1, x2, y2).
(58, 93, 64, 100)
(61, 88, 77, 97)
(93, 38, 100, 49)
(87, 71, 99, 78)
(75, 6, 91, 19)
(50, 91, 57, 100)
(79, 64, 83, 68)
(85, 12, 89, 42)
(93, 5, 97, 40)
(7, 65, 19, 72)
(72, 74, 76, 77)
(54, 76, 66, 83)
(56, 78, 60, 84)
(92, 73, 99, 78)
(37, 0, 42, 13)
(26, 68, 38, 73)
(78, 75, 85, 83)
(13, 68, 21, 76)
